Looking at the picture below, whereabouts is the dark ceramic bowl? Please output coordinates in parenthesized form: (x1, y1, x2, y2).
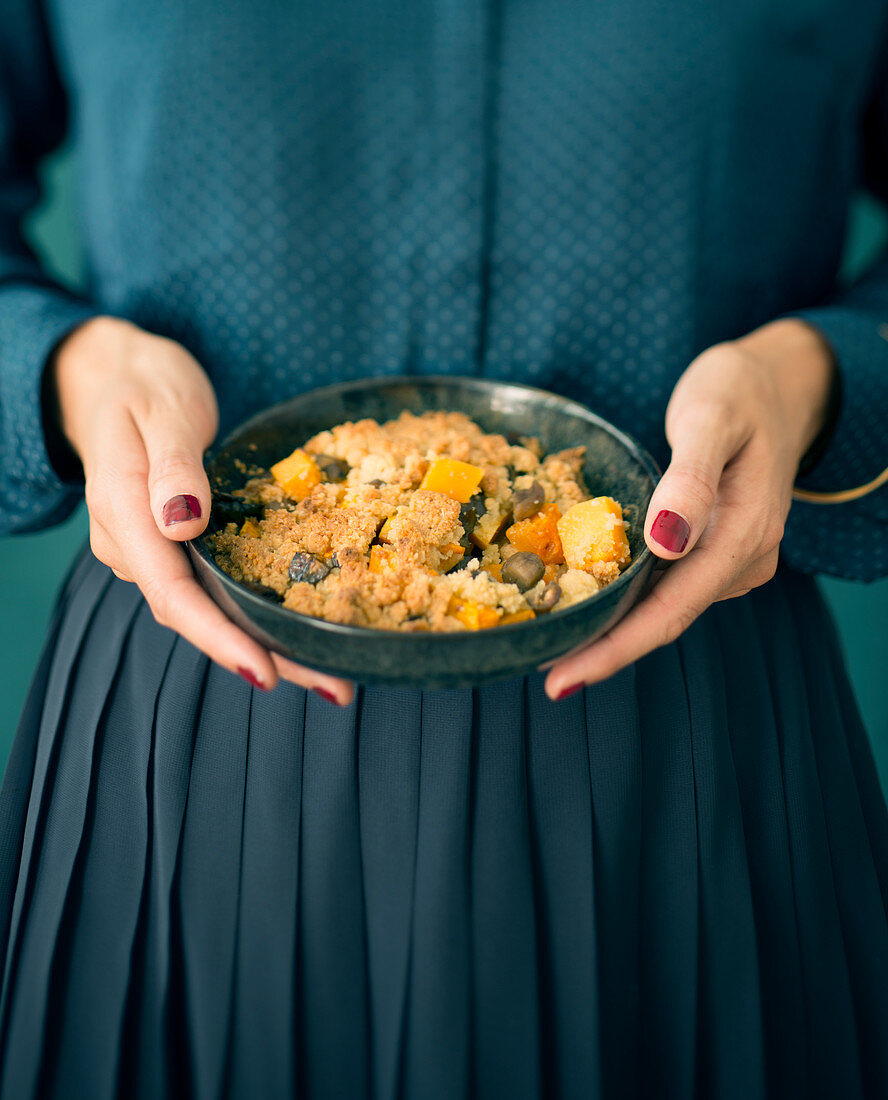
(187, 376, 660, 688)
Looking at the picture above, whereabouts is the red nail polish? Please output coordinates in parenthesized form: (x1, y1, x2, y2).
(314, 687, 342, 706)
(650, 510, 690, 553)
(237, 666, 265, 690)
(163, 494, 202, 526)
(556, 682, 583, 701)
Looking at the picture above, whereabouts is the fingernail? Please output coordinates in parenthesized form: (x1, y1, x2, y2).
(237, 666, 267, 690)
(650, 510, 690, 553)
(555, 682, 583, 701)
(163, 494, 201, 526)
(314, 687, 343, 706)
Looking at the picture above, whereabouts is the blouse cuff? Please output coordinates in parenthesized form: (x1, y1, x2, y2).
(0, 283, 97, 534)
(789, 306, 888, 495)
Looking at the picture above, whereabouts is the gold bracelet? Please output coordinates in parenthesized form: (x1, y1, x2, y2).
(792, 464, 888, 504)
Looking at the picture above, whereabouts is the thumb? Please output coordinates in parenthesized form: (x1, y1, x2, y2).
(645, 409, 735, 560)
(141, 411, 213, 541)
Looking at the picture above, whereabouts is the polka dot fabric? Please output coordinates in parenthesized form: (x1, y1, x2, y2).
(1, 0, 888, 580)
(2, 7, 888, 1099)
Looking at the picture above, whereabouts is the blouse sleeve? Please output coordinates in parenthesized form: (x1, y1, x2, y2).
(0, 0, 97, 537)
(781, 55, 888, 581)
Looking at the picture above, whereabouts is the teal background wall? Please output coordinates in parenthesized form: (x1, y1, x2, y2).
(1, 153, 887, 791)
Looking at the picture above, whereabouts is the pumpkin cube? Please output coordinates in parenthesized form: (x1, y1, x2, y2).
(239, 517, 261, 538)
(543, 562, 562, 586)
(270, 448, 322, 501)
(556, 497, 631, 571)
(419, 458, 484, 503)
(447, 596, 501, 630)
(499, 608, 536, 625)
(506, 502, 564, 564)
(368, 544, 398, 574)
(469, 499, 511, 550)
(438, 542, 467, 574)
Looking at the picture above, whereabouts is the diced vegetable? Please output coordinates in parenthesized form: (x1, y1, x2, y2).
(469, 491, 487, 518)
(419, 458, 484, 503)
(239, 518, 261, 538)
(289, 552, 330, 585)
(511, 480, 545, 522)
(500, 608, 536, 625)
(501, 551, 545, 592)
(469, 499, 510, 550)
(459, 500, 478, 531)
(542, 562, 561, 585)
(527, 581, 562, 613)
(447, 596, 501, 630)
(270, 448, 322, 501)
(377, 517, 395, 543)
(315, 454, 350, 482)
(556, 497, 631, 570)
(213, 492, 263, 526)
(506, 503, 564, 564)
(369, 544, 398, 573)
(439, 541, 467, 574)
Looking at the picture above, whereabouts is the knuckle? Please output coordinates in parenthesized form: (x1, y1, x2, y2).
(669, 391, 736, 440)
(141, 578, 171, 628)
(756, 551, 780, 585)
(84, 475, 110, 518)
(150, 445, 201, 487)
(148, 599, 170, 629)
(647, 589, 692, 648)
(672, 461, 718, 510)
(761, 518, 785, 553)
(88, 527, 112, 566)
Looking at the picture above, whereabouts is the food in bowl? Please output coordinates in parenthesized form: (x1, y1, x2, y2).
(206, 410, 631, 631)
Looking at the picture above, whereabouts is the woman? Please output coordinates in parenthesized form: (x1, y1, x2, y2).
(1, 1, 887, 1097)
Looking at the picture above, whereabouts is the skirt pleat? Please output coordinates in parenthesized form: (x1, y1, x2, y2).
(753, 583, 865, 1099)
(0, 564, 76, 966)
(787, 574, 888, 1096)
(635, 642, 699, 1099)
(582, 666, 642, 1100)
(355, 687, 422, 1100)
(0, 549, 886, 1100)
(176, 660, 254, 1100)
(0, 558, 112, 1028)
(469, 677, 541, 1100)
(47, 599, 177, 1100)
(401, 689, 474, 1100)
(676, 626, 764, 1100)
(129, 637, 209, 1100)
(713, 598, 809, 1099)
(226, 679, 306, 1100)
(524, 675, 602, 1099)
(0, 567, 139, 1099)
(297, 695, 371, 1099)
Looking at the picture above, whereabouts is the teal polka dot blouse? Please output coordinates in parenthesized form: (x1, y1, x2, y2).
(1, 0, 887, 578)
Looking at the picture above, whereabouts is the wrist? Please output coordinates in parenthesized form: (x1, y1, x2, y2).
(734, 318, 837, 465)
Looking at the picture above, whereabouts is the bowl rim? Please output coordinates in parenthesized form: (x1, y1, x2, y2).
(189, 374, 662, 642)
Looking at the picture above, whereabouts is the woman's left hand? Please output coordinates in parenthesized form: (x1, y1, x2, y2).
(543, 318, 835, 701)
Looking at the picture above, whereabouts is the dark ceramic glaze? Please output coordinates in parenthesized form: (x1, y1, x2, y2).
(187, 376, 661, 688)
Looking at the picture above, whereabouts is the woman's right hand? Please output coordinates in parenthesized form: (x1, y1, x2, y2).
(51, 316, 354, 704)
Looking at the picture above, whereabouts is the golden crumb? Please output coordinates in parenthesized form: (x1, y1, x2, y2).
(208, 410, 629, 630)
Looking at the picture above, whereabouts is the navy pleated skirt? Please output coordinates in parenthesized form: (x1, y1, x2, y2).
(0, 545, 887, 1100)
